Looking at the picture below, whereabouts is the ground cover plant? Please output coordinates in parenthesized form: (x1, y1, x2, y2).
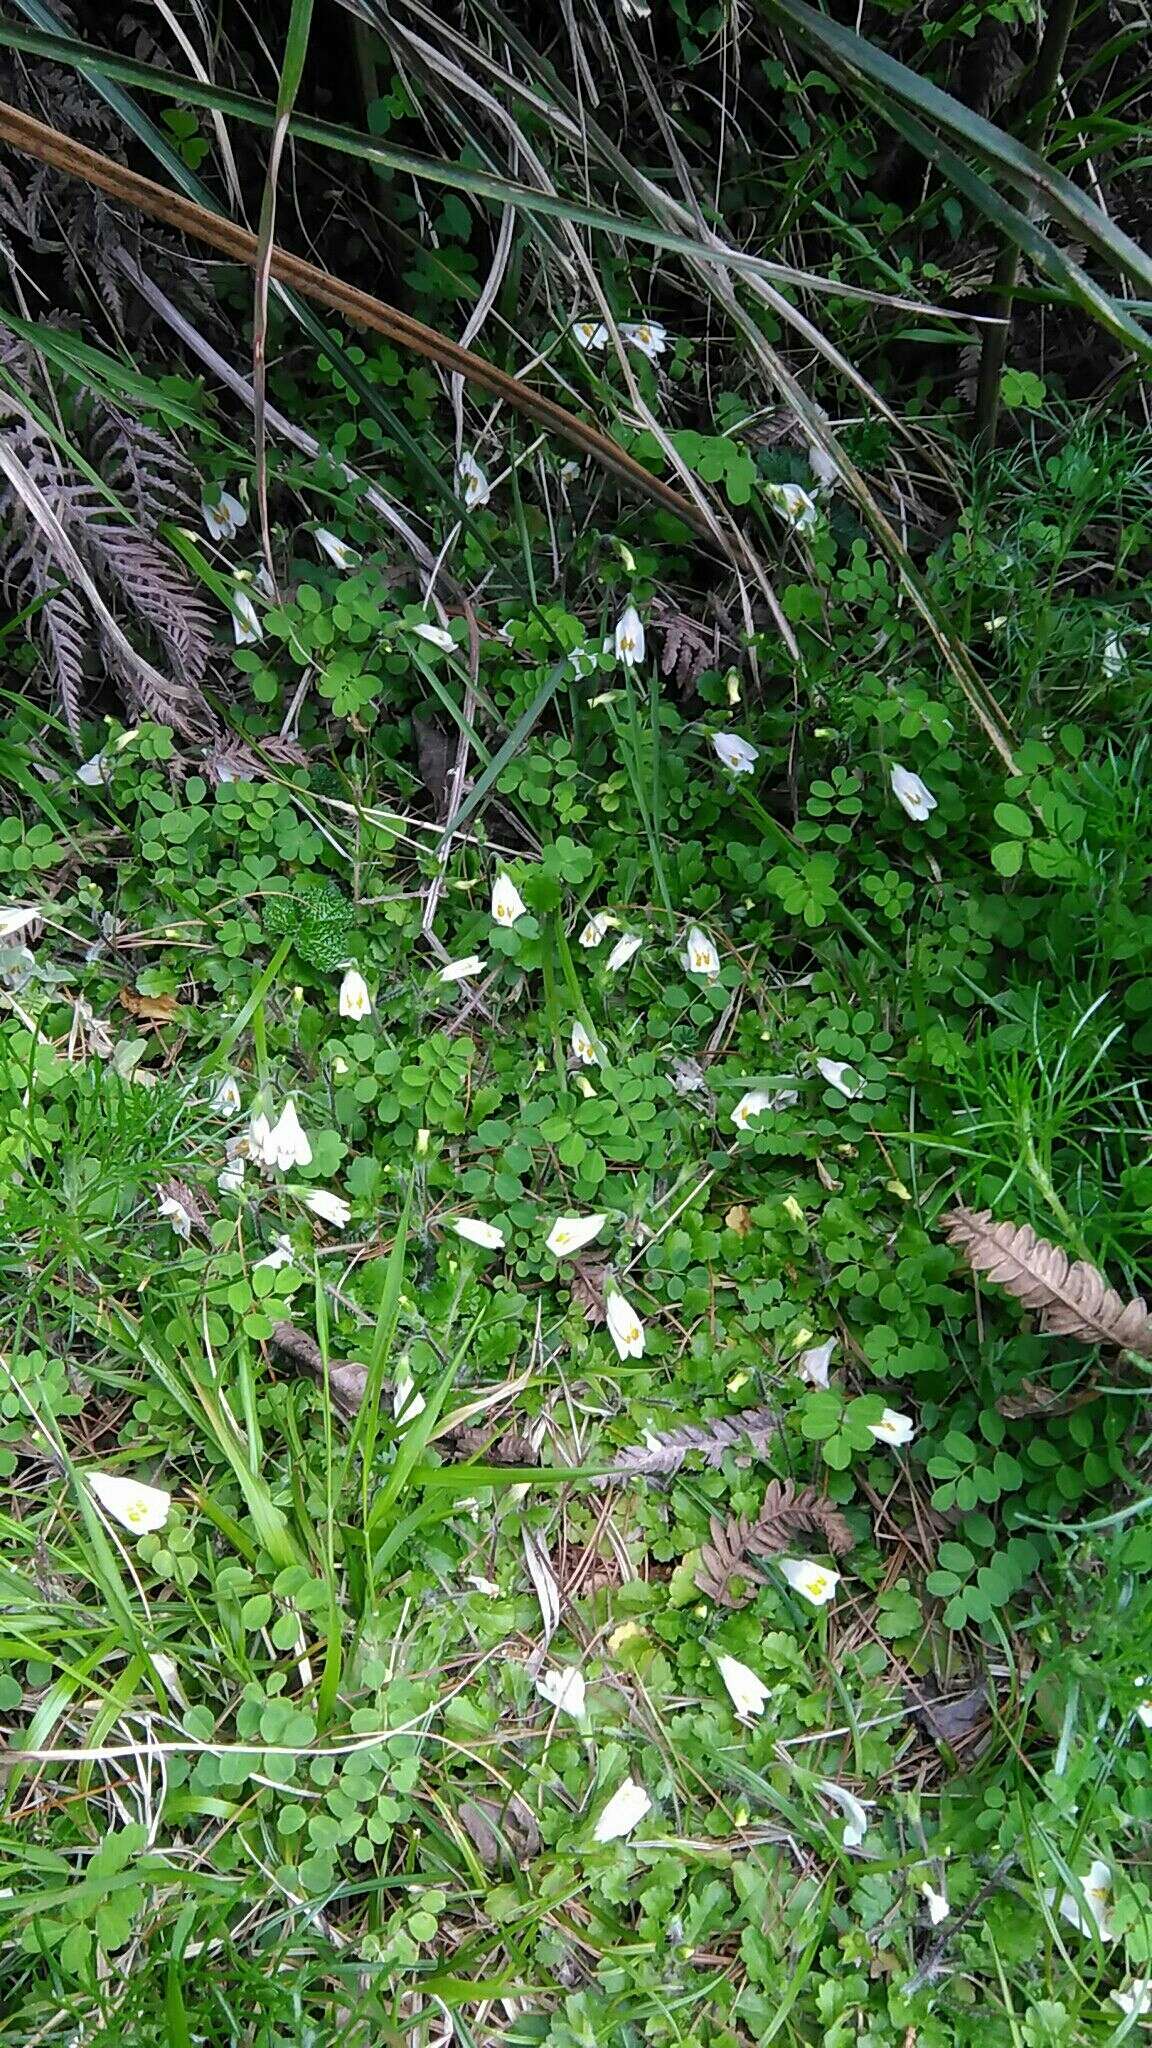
(0, 0, 1150, 2042)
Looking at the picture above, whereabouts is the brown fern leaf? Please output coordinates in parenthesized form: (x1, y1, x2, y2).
(695, 1481, 855, 1606)
(605, 1406, 777, 1481)
(943, 1207, 1152, 1359)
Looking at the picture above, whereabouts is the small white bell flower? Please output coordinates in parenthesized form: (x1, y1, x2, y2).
(712, 732, 759, 775)
(796, 1337, 836, 1388)
(546, 1213, 606, 1257)
(613, 604, 645, 667)
(217, 1157, 246, 1196)
(815, 1057, 864, 1100)
(765, 480, 820, 533)
(314, 527, 360, 571)
(412, 623, 456, 651)
(572, 319, 608, 351)
(921, 1882, 950, 1926)
(808, 441, 840, 490)
(211, 1075, 242, 1117)
(605, 1289, 645, 1359)
(250, 1099, 312, 1172)
(620, 320, 667, 360)
(304, 1188, 351, 1229)
(1135, 1678, 1152, 1728)
(818, 1779, 873, 1849)
(156, 1193, 192, 1241)
(682, 927, 720, 980)
(77, 751, 108, 786)
(202, 489, 247, 540)
(88, 1470, 172, 1534)
(868, 1407, 916, 1448)
(457, 452, 491, 509)
(1103, 629, 1127, 680)
(438, 954, 485, 983)
(731, 1089, 775, 1131)
(254, 1234, 296, 1272)
(605, 932, 642, 973)
(890, 764, 938, 823)
(338, 967, 372, 1020)
(1111, 1981, 1152, 2020)
(453, 1218, 505, 1250)
(592, 1777, 651, 1842)
(230, 589, 263, 646)
(778, 1557, 840, 1607)
(393, 1373, 426, 1426)
(571, 1021, 599, 1067)
(536, 1667, 587, 1720)
(492, 873, 527, 926)
(1046, 1858, 1115, 1942)
(716, 1653, 772, 1721)
(579, 912, 615, 948)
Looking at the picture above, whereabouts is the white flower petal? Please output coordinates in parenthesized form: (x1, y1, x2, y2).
(1111, 1980, 1152, 2019)
(0, 906, 39, 940)
(868, 1406, 916, 1448)
(712, 732, 759, 775)
(156, 1194, 192, 1241)
(438, 954, 486, 983)
(217, 1159, 246, 1196)
(88, 1470, 171, 1534)
(921, 1883, 950, 1926)
(304, 1188, 351, 1229)
(592, 1777, 651, 1842)
(818, 1778, 872, 1849)
(314, 527, 360, 571)
(412, 623, 456, 652)
(716, 1653, 772, 1721)
(605, 1289, 645, 1359)
(202, 489, 247, 541)
(613, 604, 645, 667)
(1048, 1858, 1115, 1941)
(457, 452, 491, 509)
(681, 926, 720, 980)
(338, 968, 372, 1020)
(620, 320, 667, 361)
(393, 1373, 426, 1426)
(536, 1667, 587, 1720)
(571, 1020, 599, 1067)
(796, 1337, 836, 1388)
(77, 752, 107, 786)
(572, 319, 608, 351)
(890, 764, 938, 823)
(731, 1089, 776, 1130)
(211, 1075, 242, 1117)
(230, 589, 263, 646)
(254, 1233, 296, 1272)
(765, 480, 820, 533)
(579, 912, 614, 949)
(546, 1213, 606, 1257)
(605, 932, 642, 973)
(491, 873, 527, 926)
(778, 1557, 841, 1607)
(808, 442, 840, 490)
(453, 1218, 505, 1250)
(814, 1057, 864, 1100)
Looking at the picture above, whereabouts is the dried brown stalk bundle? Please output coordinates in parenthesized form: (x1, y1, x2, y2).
(605, 1406, 777, 1481)
(695, 1480, 855, 1608)
(944, 1207, 1152, 1359)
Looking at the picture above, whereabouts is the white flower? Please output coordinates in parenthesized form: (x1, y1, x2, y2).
(217, 1157, 246, 1196)
(546, 1213, 606, 1257)
(457, 452, 491, 509)
(808, 442, 840, 490)
(156, 1193, 192, 1241)
(868, 1407, 916, 1448)
(1134, 1678, 1152, 1728)
(1103, 629, 1127, 680)
(818, 1778, 872, 1849)
(148, 1650, 187, 1707)
(314, 527, 361, 571)
(466, 1573, 503, 1597)
(254, 1234, 296, 1272)
(559, 458, 582, 483)
(815, 1057, 864, 1100)
(77, 751, 108, 786)
(438, 954, 485, 983)
(605, 1290, 645, 1359)
(393, 1373, 426, 1426)
(765, 480, 820, 533)
(579, 912, 615, 949)
(796, 1337, 836, 1388)
(231, 589, 263, 646)
(568, 642, 599, 682)
(453, 1218, 505, 1250)
(304, 1188, 351, 1229)
(890, 764, 938, 823)
(921, 1882, 950, 1926)
(716, 1653, 772, 1721)
(250, 1098, 312, 1172)
(571, 1020, 599, 1067)
(731, 1089, 776, 1131)
(592, 1778, 652, 1842)
(613, 604, 645, 667)
(1111, 1981, 1152, 2020)
(202, 489, 246, 540)
(712, 732, 759, 775)
(536, 1667, 587, 1720)
(338, 967, 372, 1020)
(620, 320, 667, 360)
(682, 927, 720, 980)
(492, 873, 527, 926)
(572, 319, 608, 351)
(0, 906, 39, 940)
(88, 1470, 171, 1534)
(605, 932, 642, 972)
(778, 1557, 841, 1607)
(211, 1075, 242, 1116)
(412, 623, 456, 651)
(1047, 1858, 1115, 1941)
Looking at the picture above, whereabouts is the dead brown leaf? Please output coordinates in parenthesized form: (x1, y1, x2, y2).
(725, 1204, 752, 1236)
(458, 1794, 540, 1868)
(119, 987, 181, 1024)
(995, 1375, 1100, 1419)
(570, 1262, 609, 1325)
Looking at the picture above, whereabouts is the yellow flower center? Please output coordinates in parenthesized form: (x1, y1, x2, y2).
(808, 1572, 828, 1596)
(555, 1231, 571, 1247)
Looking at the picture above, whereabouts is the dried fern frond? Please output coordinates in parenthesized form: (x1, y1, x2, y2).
(944, 1206, 1152, 1359)
(695, 1480, 855, 1608)
(605, 1406, 777, 1481)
